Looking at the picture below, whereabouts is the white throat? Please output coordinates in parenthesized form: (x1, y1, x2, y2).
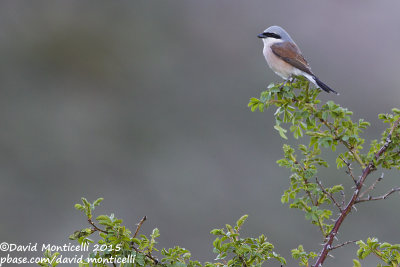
(262, 37, 283, 48)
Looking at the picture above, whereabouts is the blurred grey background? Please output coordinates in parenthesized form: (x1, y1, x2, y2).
(0, 1, 399, 266)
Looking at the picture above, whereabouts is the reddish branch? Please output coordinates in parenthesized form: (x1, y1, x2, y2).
(358, 173, 384, 199)
(329, 240, 358, 250)
(313, 118, 400, 267)
(129, 216, 160, 265)
(88, 218, 108, 234)
(356, 187, 400, 203)
(133, 216, 147, 238)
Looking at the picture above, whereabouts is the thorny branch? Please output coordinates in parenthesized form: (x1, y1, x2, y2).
(358, 173, 384, 199)
(88, 218, 108, 234)
(313, 118, 400, 267)
(329, 240, 358, 251)
(356, 187, 400, 203)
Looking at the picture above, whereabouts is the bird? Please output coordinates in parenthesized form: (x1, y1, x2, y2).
(257, 26, 338, 95)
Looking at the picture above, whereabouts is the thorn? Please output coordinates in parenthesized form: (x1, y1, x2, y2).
(334, 236, 338, 241)
(352, 206, 358, 212)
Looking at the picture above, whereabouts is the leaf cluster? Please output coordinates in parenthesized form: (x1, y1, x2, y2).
(44, 199, 286, 267)
(209, 215, 286, 266)
(354, 238, 400, 267)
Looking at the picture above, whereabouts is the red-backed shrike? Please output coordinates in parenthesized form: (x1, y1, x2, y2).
(258, 26, 338, 95)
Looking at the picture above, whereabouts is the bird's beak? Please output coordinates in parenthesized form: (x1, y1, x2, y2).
(257, 33, 266, 38)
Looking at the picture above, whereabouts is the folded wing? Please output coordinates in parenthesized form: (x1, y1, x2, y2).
(270, 42, 314, 76)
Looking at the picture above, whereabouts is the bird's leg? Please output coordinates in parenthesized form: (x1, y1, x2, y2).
(279, 75, 294, 89)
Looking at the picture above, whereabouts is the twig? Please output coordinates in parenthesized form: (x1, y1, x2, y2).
(133, 216, 147, 238)
(329, 240, 358, 251)
(358, 173, 384, 199)
(356, 187, 400, 203)
(339, 155, 357, 184)
(313, 117, 400, 267)
(88, 218, 108, 234)
(129, 216, 161, 265)
(316, 178, 342, 212)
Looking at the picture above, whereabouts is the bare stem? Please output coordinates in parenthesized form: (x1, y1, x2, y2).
(133, 216, 147, 238)
(88, 218, 108, 234)
(358, 173, 384, 199)
(356, 187, 400, 203)
(329, 240, 358, 251)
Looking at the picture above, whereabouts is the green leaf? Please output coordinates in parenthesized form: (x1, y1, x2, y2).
(74, 204, 84, 211)
(274, 125, 288, 139)
(281, 192, 289, 203)
(353, 259, 361, 267)
(135, 252, 145, 266)
(210, 229, 223, 235)
(151, 228, 160, 239)
(392, 108, 400, 115)
(96, 215, 110, 221)
(236, 215, 248, 228)
(330, 185, 344, 193)
(93, 198, 104, 207)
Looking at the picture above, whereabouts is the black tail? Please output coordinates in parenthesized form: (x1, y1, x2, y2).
(314, 77, 339, 95)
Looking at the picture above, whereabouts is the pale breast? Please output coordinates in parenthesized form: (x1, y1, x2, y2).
(263, 45, 294, 79)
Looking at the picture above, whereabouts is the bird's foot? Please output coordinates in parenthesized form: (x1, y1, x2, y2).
(279, 76, 294, 89)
